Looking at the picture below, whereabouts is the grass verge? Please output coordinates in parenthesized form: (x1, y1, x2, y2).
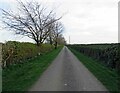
(69, 47, 118, 93)
(2, 46, 63, 92)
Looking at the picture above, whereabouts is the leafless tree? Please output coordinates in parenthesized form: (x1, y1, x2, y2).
(57, 34, 66, 45)
(1, 1, 62, 46)
(46, 22, 55, 45)
(52, 22, 64, 49)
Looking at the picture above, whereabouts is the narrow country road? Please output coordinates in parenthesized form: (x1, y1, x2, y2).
(29, 46, 108, 91)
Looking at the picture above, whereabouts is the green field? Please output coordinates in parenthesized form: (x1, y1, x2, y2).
(68, 47, 118, 93)
(2, 46, 62, 91)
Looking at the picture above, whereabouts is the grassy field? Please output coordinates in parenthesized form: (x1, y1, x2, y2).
(69, 47, 118, 93)
(2, 46, 63, 92)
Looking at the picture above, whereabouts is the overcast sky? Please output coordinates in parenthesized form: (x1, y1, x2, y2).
(0, 0, 119, 44)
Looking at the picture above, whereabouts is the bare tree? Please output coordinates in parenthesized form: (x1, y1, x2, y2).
(57, 34, 66, 45)
(52, 22, 64, 49)
(46, 22, 55, 45)
(1, 1, 62, 46)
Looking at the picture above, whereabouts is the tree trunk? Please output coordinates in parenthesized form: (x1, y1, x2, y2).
(54, 41, 57, 49)
(50, 37, 53, 45)
(36, 41, 40, 47)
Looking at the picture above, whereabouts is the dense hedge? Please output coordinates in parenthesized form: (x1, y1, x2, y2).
(2, 41, 54, 68)
(67, 43, 119, 69)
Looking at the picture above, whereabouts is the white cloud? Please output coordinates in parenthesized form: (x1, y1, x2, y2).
(0, 0, 119, 44)
(60, 0, 118, 44)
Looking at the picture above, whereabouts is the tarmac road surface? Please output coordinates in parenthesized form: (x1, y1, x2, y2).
(29, 46, 108, 91)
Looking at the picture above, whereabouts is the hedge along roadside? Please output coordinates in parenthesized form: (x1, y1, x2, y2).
(2, 41, 54, 68)
(67, 44, 119, 70)
(68, 47, 118, 92)
(2, 46, 63, 91)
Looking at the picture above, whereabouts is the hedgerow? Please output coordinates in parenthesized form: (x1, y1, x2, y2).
(67, 43, 119, 69)
(2, 41, 54, 68)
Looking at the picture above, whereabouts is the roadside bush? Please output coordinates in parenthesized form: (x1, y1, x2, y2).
(2, 41, 54, 68)
(67, 43, 119, 69)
